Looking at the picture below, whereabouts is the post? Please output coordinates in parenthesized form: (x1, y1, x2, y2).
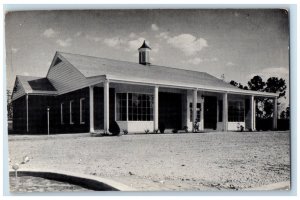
(223, 93, 228, 131)
(89, 86, 94, 133)
(273, 97, 278, 130)
(26, 94, 29, 133)
(192, 89, 197, 132)
(154, 86, 159, 131)
(104, 80, 110, 133)
(47, 107, 50, 135)
(250, 95, 256, 131)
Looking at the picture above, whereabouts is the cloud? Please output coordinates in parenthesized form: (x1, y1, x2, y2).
(74, 32, 82, 37)
(103, 37, 124, 48)
(129, 32, 136, 38)
(85, 34, 102, 42)
(42, 28, 56, 38)
(167, 34, 208, 56)
(151, 24, 159, 31)
(156, 32, 170, 40)
(11, 48, 19, 54)
(127, 37, 146, 51)
(226, 61, 236, 66)
(56, 38, 72, 47)
(187, 58, 203, 65)
(187, 57, 218, 65)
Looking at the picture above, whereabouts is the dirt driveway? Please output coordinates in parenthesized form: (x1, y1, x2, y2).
(8, 131, 290, 191)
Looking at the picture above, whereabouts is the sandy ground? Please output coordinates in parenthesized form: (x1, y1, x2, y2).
(8, 131, 290, 191)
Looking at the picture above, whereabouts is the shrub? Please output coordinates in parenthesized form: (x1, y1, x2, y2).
(144, 129, 150, 134)
(123, 129, 128, 135)
(183, 126, 189, 133)
(159, 122, 165, 133)
(154, 129, 159, 134)
(109, 121, 121, 136)
(172, 129, 178, 133)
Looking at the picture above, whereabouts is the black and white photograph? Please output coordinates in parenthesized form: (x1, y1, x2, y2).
(5, 7, 291, 193)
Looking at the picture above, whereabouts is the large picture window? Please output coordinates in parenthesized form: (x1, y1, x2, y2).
(116, 93, 153, 121)
(228, 100, 245, 122)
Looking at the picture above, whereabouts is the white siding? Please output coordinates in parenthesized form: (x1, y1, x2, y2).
(11, 78, 26, 101)
(47, 61, 91, 95)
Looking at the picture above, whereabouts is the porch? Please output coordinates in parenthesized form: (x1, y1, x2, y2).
(88, 80, 278, 134)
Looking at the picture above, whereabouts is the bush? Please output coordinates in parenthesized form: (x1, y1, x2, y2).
(123, 129, 128, 135)
(172, 129, 178, 133)
(159, 122, 165, 133)
(154, 129, 159, 134)
(144, 129, 150, 134)
(109, 121, 120, 136)
(183, 126, 189, 133)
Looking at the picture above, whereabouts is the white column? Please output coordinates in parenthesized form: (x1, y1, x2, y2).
(223, 93, 228, 131)
(47, 107, 50, 135)
(253, 99, 256, 130)
(104, 80, 110, 133)
(154, 86, 159, 131)
(26, 94, 29, 133)
(192, 89, 197, 132)
(273, 97, 278, 130)
(89, 86, 94, 133)
(250, 95, 256, 131)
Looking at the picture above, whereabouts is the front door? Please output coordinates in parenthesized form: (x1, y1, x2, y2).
(204, 96, 217, 129)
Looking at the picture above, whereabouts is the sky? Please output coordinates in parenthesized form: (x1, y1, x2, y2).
(5, 9, 289, 110)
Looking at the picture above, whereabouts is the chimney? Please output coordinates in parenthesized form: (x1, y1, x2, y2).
(138, 40, 151, 65)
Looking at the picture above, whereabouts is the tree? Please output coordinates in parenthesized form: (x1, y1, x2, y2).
(248, 75, 265, 91)
(7, 90, 13, 120)
(231, 75, 287, 120)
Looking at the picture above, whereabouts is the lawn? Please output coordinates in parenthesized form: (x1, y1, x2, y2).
(8, 131, 290, 191)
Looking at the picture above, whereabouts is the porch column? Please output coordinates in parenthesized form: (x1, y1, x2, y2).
(26, 94, 29, 133)
(154, 86, 159, 131)
(273, 97, 278, 130)
(250, 95, 256, 131)
(89, 86, 94, 133)
(222, 93, 228, 131)
(192, 89, 197, 132)
(104, 80, 110, 133)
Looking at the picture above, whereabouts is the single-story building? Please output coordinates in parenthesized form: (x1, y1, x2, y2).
(11, 41, 278, 134)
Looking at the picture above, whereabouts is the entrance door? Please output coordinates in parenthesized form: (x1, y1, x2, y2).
(159, 92, 182, 129)
(204, 96, 217, 129)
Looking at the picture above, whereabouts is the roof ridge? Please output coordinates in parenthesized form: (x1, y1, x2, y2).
(57, 51, 213, 75)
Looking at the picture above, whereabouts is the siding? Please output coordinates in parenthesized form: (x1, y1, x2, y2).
(47, 61, 91, 95)
(11, 78, 26, 101)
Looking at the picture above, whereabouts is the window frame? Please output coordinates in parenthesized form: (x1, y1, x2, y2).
(80, 98, 85, 124)
(116, 92, 154, 122)
(228, 100, 245, 122)
(60, 102, 64, 125)
(70, 100, 74, 125)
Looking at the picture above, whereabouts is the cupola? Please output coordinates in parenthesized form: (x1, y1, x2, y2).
(138, 40, 151, 65)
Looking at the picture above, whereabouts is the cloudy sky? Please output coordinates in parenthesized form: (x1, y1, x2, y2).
(5, 9, 289, 108)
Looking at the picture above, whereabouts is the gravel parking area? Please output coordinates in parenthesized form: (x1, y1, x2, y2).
(8, 131, 290, 191)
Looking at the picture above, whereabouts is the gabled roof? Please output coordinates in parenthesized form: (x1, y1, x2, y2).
(57, 52, 277, 97)
(11, 75, 57, 101)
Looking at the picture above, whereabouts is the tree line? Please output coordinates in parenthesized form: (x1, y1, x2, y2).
(229, 75, 289, 120)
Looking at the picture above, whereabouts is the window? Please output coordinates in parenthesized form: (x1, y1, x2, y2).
(70, 100, 74, 124)
(80, 98, 85, 124)
(218, 100, 223, 122)
(116, 93, 153, 121)
(228, 100, 245, 122)
(190, 103, 201, 122)
(60, 103, 64, 124)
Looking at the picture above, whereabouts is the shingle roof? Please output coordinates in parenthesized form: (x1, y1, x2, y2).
(12, 75, 58, 100)
(58, 52, 277, 97)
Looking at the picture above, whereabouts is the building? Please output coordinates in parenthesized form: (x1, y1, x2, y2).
(11, 41, 278, 134)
